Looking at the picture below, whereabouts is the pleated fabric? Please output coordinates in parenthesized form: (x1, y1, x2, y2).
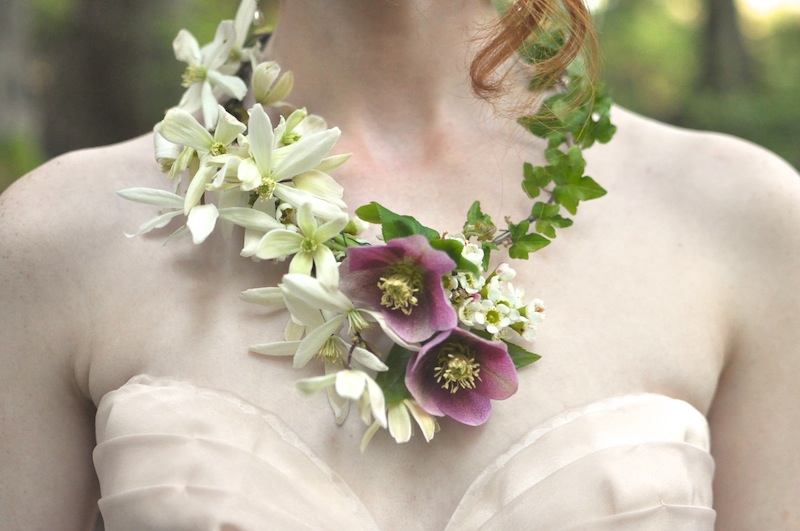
(94, 376, 714, 530)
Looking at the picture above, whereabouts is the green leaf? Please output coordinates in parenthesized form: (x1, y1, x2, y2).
(471, 329, 542, 370)
(429, 238, 480, 276)
(463, 201, 496, 241)
(552, 175, 607, 215)
(509, 232, 550, 259)
(505, 341, 542, 370)
(355, 201, 439, 241)
(375, 345, 414, 404)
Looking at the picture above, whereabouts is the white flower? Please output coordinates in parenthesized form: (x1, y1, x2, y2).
(296, 370, 387, 429)
(174, 21, 248, 128)
(229, 0, 257, 64)
(155, 106, 246, 214)
(252, 61, 294, 106)
(254, 202, 347, 286)
(387, 399, 438, 444)
(238, 105, 344, 220)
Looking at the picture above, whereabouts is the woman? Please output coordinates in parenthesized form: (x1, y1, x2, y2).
(2, 1, 799, 529)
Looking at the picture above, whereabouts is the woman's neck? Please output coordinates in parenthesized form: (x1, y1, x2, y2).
(267, 1, 499, 134)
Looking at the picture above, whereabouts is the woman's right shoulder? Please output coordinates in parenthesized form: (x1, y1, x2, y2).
(0, 134, 159, 391)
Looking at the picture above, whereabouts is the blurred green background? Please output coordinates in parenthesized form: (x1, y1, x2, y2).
(1, 0, 798, 194)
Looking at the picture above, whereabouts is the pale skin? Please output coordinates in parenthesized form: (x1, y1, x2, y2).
(2, 1, 799, 529)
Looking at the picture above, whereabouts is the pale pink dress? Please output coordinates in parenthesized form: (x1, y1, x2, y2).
(94, 375, 715, 530)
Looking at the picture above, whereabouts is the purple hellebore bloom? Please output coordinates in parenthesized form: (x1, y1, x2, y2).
(405, 328, 518, 426)
(339, 234, 457, 344)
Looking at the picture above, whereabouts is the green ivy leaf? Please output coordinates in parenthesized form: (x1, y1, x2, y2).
(552, 175, 607, 215)
(375, 344, 414, 404)
(463, 201, 497, 241)
(505, 340, 542, 370)
(509, 232, 550, 259)
(471, 329, 542, 369)
(355, 202, 439, 241)
(429, 238, 480, 276)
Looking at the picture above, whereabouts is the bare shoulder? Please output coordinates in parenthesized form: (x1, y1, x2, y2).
(612, 109, 800, 527)
(0, 135, 156, 528)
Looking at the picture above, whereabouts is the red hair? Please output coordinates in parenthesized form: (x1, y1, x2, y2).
(470, 0, 597, 103)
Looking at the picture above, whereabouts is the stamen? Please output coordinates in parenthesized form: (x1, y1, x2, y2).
(210, 141, 227, 156)
(433, 342, 481, 394)
(376, 259, 423, 315)
(181, 65, 208, 87)
(257, 175, 277, 199)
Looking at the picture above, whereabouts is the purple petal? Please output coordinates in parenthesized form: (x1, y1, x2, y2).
(405, 329, 518, 425)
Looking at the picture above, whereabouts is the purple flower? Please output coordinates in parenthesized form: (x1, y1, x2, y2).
(405, 328, 518, 426)
(339, 235, 457, 343)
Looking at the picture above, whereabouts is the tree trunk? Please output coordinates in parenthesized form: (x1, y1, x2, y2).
(700, 0, 755, 92)
(0, 0, 37, 139)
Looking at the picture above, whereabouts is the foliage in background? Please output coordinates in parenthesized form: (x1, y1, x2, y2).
(1, 0, 798, 195)
(598, 0, 800, 169)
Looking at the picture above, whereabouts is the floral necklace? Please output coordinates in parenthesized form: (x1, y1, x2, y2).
(120, 0, 616, 450)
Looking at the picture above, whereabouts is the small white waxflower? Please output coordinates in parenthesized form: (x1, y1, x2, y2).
(174, 21, 248, 129)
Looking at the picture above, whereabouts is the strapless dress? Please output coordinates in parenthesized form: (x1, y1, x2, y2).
(94, 375, 715, 530)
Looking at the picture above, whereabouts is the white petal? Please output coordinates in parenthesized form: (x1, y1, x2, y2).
(237, 158, 262, 191)
(295, 374, 336, 394)
(255, 230, 303, 259)
(360, 420, 382, 453)
(153, 132, 182, 164)
(178, 83, 203, 114)
(364, 377, 387, 428)
(173, 29, 201, 64)
(313, 246, 339, 287)
(250, 341, 300, 356)
(207, 70, 248, 100)
(156, 108, 213, 150)
(294, 314, 346, 369)
(334, 370, 367, 401)
(184, 164, 217, 214)
(295, 202, 316, 237)
(234, 0, 257, 47)
(388, 403, 412, 443)
(289, 251, 314, 276)
(247, 105, 274, 175)
(273, 185, 342, 220)
(315, 153, 352, 173)
(214, 106, 247, 144)
(163, 224, 190, 245)
(124, 210, 183, 238)
(405, 399, 437, 442)
(280, 274, 353, 313)
(117, 188, 184, 208)
(203, 20, 236, 69)
(273, 128, 341, 182)
(200, 82, 219, 129)
(239, 286, 285, 306)
(285, 318, 305, 341)
(350, 346, 389, 372)
(186, 204, 219, 244)
(240, 227, 264, 257)
(218, 207, 281, 232)
(293, 170, 345, 204)
(314, 214, 349, 243)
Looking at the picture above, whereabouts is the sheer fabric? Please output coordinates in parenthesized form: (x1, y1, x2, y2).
(94, 375, 715, 530)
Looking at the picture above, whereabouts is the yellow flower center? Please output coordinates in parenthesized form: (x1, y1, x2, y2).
(181, 65, 208, 87)
(377, 260, 423, 315)
(318, 337, 342, 363)
(210, 141, 227, 156)
(257, 175, 277, 199)
(433, 342, 481, 394)
(300, 237, 317, 253)
(347, 310, 370, 334)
